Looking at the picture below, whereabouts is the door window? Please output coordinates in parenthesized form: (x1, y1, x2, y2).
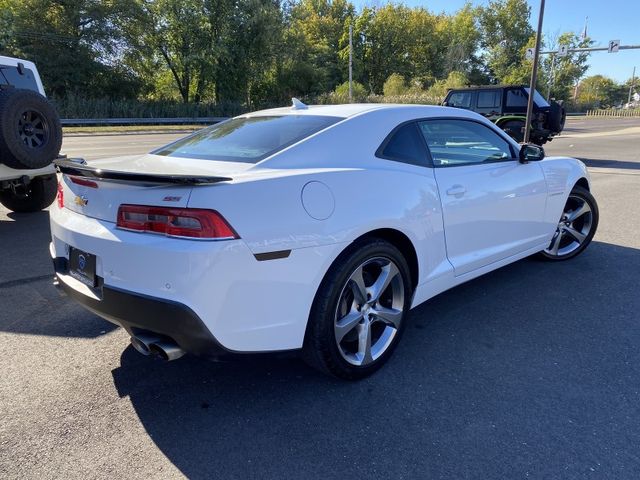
(418, 119, 514, 167)
(477, 90, 500, 108)
(446, 92, 472, 108)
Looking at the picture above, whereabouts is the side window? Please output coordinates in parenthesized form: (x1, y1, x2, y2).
(446, 92, 472, 108)
(477, 90, 500, 108)
(418, 119, 514, 167)
(506, 89, 528, 108)
(377, 122, 429, 166)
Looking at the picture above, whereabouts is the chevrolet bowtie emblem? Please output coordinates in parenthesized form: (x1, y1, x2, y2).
(74, 195, 88, 207)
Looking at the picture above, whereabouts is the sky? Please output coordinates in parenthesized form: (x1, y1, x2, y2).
(352, 0, 639, 82)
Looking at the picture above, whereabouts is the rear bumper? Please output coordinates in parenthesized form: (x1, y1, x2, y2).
(53, 258, 227, 357)
(49, 205, 347, 353)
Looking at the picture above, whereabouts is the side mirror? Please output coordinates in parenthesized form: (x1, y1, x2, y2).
(442, 101, 450, 107)
(519, 143, 545, 163)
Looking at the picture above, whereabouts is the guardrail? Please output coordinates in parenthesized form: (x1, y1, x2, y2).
(586, 109, 640, 118)
(60, 117, 228, 126)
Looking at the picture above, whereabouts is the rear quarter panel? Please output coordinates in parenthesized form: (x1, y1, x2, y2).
(186, 162, 451, 288)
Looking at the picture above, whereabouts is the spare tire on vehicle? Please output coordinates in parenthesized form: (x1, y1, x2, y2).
(548, 100, 566, 133)
(0, 88, 62, 170)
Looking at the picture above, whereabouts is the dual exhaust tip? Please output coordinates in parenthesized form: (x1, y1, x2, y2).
(130, 333, 185, 361)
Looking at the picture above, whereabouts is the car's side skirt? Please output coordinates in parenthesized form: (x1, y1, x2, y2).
(411, 242, 548, 309)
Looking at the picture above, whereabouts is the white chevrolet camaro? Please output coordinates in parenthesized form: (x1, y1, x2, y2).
(51, 102, 598, 379)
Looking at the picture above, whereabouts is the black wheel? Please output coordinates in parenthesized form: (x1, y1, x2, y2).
(0, 88, 62, 169)
(303, 238, 413, 379)
(500, 120, 525, 143)
(538, 185, 598, 261)
(0, 174, 58, 212)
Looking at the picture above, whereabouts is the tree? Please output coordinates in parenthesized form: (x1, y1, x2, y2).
(478, 0, 534, 83)
(0, 0, 142, 98)
(120, 0, 282, 104)
(577, 75, 626, 108)
(540, 32, 593, 100)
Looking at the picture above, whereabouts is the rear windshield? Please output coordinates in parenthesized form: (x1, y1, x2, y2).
(524, 88, 550, 107)
(153, 115, 341, 163)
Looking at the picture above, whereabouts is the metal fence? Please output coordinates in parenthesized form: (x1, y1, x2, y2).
(586, 109, 640, 118)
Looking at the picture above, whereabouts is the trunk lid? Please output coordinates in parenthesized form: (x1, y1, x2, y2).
(58, 154, 249, 223)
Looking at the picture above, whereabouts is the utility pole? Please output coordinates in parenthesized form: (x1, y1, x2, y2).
(524, 0, 545, 144)
(629, 66, 636, 105)
(348, 23, 353, 103)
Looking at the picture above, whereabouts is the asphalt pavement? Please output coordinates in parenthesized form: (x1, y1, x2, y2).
(1, 117, 639, 479)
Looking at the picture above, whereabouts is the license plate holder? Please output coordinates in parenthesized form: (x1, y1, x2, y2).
(68, 247, 97, 287)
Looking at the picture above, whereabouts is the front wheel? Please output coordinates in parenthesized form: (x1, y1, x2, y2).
(303, 238, 413, 379)
(538, 185, 598, 261)
(0, 174, 58, 212)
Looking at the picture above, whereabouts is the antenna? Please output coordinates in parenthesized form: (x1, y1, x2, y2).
(291, 98, 308, 110)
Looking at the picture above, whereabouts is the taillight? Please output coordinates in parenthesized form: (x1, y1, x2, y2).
(56, 181, 64, 208)
(116, 205, 238, 240)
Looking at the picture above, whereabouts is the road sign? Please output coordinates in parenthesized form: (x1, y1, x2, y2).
(608, 40, 620, 53)
(634, 92, 640, 102)
(525, 48, 535, 60)
(558, 44, 569, 57)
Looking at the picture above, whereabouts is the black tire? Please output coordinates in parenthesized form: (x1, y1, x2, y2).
(303, 238, 413, 380)
(500, 120, 525, 143)
(548, 100, 566, 133)
(0, 88, 62, 169)
(538, 185, 598, 261)
(0, 174, 58, 212)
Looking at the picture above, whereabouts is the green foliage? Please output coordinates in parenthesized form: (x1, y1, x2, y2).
(0, 0, 142, 98)
(0, 0, 625, 116)
(479, 0, 534, 83)
(383, 74, 408, 96)
(540, 32, 594, 100)
(427, 71, 468, 100)
(331, 80, 368, 101)
(577, 75, 627, 108)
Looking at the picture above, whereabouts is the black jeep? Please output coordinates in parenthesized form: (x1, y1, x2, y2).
(443, 85, 566, 145)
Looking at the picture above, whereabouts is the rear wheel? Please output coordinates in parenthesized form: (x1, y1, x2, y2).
(303, 238, 412, 379)
(538, 185, 598, 261)
(0, 174, 58, 212)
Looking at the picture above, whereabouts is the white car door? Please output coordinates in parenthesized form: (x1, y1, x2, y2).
(418, 118, 548, 276)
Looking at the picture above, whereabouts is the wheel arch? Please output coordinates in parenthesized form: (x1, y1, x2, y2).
(351, 228, 419, 290)
(575, 177, 590, 191)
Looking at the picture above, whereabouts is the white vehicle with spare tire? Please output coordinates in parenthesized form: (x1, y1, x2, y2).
(0, 56, 62, 212)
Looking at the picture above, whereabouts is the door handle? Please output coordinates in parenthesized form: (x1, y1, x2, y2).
(446, 185, 466, 196)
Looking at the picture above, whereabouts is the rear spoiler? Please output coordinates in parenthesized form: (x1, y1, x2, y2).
(55, 159, 231, 186)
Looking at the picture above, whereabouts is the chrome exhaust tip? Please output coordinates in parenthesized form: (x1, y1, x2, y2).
(150, 341, 186, 361)
(130, 334, 185, 361)
(130, 333, 162, 356)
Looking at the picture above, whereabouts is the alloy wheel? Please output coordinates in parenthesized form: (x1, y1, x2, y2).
(334, 257, 405, 366)
(544, 193, 594, 257)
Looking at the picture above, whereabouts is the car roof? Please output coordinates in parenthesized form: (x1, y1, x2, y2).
(244, 103, 463, 119)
